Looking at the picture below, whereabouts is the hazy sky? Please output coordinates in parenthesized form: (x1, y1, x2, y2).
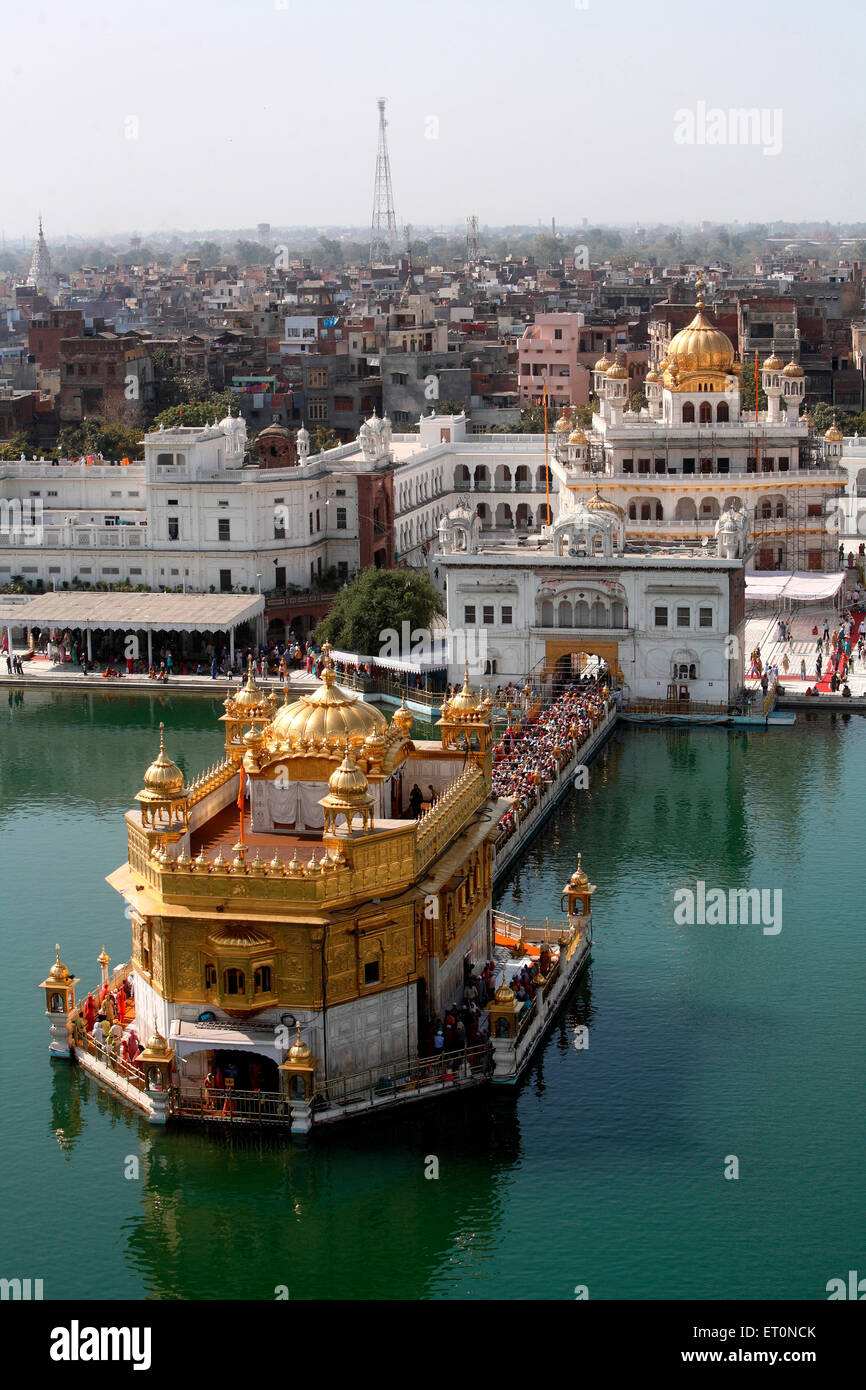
(4, 0, 865, 241)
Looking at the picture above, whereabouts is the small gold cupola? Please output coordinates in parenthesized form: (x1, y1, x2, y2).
(136, 724, 189, 833)
(319, 741, 375, 834)
(562, 852, 596, 921)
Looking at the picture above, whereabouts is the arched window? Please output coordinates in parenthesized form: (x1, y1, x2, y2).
(590, 599, 606, 626)
(775, 501, 785, 518)
(558, 600, 573, 628)
(575, 600, 590, 625)
(717, 401, 729, 422)
(699, 401, 712, 424)
(689, 663, 697, 680)
(682, 402, 695, 423)
(655, 501, 663, 520)
(224, 968, 245, 996)
(612, 600, 625, 627)
(541, 599, 554, 626)
(628, 502, 637, 519)
(205, 962, 217, 990)
(254, 965, 272, 994)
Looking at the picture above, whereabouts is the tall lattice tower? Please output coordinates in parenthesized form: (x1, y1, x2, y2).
(466, 215, 479, 267)
(370, 98, 398, 264)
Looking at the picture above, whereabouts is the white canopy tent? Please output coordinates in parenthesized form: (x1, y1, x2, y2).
(329, 647, 448, 674)
(745, 571, 847, 608)
(6, 592, 265, 664)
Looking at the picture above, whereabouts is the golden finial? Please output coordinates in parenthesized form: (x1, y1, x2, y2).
(695, 271, 705, 310)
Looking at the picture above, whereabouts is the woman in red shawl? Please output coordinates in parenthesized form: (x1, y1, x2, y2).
(126, 1029, 141, 1065)
(115, 989, 127, 1026)
(83, 993, 97, 1031)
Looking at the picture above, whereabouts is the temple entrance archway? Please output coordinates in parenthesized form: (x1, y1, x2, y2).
(544, 637, 622, 683)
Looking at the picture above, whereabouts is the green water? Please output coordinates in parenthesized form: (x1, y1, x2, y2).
(1, 689, 863, 1300)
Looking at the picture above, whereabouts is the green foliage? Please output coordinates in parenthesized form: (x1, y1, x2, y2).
(809, 404, 866, 435)
(0, 431, 34, 460)
(56, 418, 144, 460)
(150, 391, 240, 431)
(739, 365, 767, 414)
(628, 391, 648, 412)
(316, 567, 444, 656)
(191, 241, 222, 267)
(311, 425, 340, 453)
(234, 240, 266, 266)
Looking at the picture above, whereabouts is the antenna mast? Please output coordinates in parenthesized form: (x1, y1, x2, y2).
(467, 215, 479, 267)
(370, 98, 398, 265)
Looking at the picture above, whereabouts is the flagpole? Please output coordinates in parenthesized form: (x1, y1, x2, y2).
(543, 378, 551, 525)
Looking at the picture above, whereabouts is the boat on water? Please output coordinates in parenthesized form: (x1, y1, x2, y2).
(38, 655, 602, 1133)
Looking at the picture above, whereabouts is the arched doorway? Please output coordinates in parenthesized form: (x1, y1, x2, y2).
(212, 1048, 279, 1092)
(544, 638, 622, 683)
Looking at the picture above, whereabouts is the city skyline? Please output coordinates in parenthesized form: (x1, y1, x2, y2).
(3, 0, 865, 239)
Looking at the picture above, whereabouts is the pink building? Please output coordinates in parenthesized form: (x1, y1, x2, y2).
(519, 313, 648, 408)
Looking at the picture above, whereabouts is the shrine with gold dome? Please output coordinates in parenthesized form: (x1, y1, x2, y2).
(38, 650, 604, 1129)
(89, 653, 512, 1126)
(545, 270, 846, 577)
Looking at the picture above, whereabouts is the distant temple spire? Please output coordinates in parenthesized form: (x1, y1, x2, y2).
(26, 215, 52, 288)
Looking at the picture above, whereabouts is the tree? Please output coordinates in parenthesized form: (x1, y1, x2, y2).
(311, 425, 340, 453)
(316, 567, 444, 656)
(192, 241, 222, 267)
(235, 240, 266, 266)
(56, 418, 145, 460)
(628, 390, 647, 412)
(149, 391, 240, 431)
(0, 431, 33, 460)
(739, 370, 767, 415)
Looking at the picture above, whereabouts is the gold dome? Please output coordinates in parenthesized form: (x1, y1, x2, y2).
(763, 352, 784, 371)
(667, 312, 735, 374)
(391, 693, 414, 737)
(48, 945, 70, 983)
(494, 975, 515, 1005)
(825, 422, 843, 442)
(605, 362, 628, 379)
(593, 353, 612, 373)
(570, 852, 589, 887)
(645, 366, 661, 384)
(586, 489, 625, 519)
(782, 358, 804, 377)
(142, 724, 184, 796)
(554, 410, 572, 433)
(666, 278, 734, 375)
(327, 745, 370, 801)
(232, 659, 267, 711)
(143, 1027, 170, 1055)
(568, 427, 587, 444)
(287, 1026, 312, 1063)
(269, 663, 387, 748)
(448, 666, 479, 713)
